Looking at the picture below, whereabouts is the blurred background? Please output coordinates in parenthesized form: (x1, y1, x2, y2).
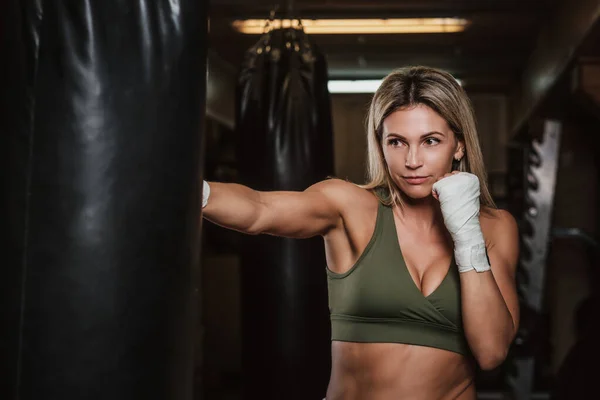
(200, 1, 600, 399)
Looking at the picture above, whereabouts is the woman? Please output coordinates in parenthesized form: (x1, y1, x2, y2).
(202, 66, 519, 400)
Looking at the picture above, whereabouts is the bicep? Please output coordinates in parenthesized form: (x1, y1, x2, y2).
(253, 180, 344, 238)
(486, 211, 520, 333)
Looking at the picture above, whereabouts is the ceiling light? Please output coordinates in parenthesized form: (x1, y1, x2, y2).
(232, 18, 470, 35)
(328, 78, 463, 94)
(328, 80, 383, 94)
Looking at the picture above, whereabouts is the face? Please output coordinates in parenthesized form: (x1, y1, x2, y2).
(381, 104, 464, 200)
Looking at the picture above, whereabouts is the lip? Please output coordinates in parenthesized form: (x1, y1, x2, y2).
(403, 176, 430, 185)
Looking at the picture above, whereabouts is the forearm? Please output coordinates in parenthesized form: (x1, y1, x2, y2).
(202, 181, 264, 234)
(434, 173, 519, 370)
(460, 270, 516, 369)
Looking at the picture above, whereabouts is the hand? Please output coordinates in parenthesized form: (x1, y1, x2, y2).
(432, 172, 490, 273)
(432, 170, 460, 201)
(202, 180, 211, 208)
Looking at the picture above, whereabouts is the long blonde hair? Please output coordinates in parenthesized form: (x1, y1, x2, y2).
(362, 66, 495, 208)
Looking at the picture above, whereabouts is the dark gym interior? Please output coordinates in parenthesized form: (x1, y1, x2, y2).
(2, 1, 599, 400)
(203, 1, 600, 399)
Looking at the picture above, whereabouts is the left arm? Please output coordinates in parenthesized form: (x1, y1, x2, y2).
(432, 172, 520, 370)
(460, 210, 520, 370)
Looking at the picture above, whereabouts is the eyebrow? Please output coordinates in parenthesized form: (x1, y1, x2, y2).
(384, 131, 446, 139)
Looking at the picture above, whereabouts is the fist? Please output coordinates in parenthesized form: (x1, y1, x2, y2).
(431, 172, 481, 235)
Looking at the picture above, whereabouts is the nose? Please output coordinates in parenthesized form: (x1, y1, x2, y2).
(405, 147, 423, 169)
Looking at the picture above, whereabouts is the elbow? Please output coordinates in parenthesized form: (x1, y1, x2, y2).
(475, 346, 509, 371)
(471, 325, 515, 371)
(245, 222, 264, 235)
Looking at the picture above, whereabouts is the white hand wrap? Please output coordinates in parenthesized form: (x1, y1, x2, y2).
(432, 172, 490, 273)
(202, 180, 211, 208)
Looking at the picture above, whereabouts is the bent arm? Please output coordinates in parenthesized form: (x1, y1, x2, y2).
(460, 210, 520, 370)
(202, 179, 345, 238)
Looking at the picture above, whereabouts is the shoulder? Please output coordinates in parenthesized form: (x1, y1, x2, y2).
(307, 177, 358, 192)
(308, 178, 374, 200)
(307, 178, 379, 212)
(480, 207, 518, 238)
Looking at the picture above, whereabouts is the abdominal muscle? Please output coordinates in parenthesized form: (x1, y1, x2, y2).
(325, 341, 476, 400)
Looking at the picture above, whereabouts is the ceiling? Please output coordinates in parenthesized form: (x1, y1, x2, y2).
(209, 0, 559, 93)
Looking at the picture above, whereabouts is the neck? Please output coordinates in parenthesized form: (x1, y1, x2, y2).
(394, 194, 443, 231)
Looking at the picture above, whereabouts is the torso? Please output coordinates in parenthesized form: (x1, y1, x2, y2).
(322, 183, 493, 399)
(327, 342, 475, 400)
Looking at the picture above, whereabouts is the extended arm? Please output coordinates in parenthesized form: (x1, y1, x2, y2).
(202, 179, 347, 238)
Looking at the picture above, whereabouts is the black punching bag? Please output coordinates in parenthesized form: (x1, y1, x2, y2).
(0, 1, 207, 399)
(236, 26, 334, 399)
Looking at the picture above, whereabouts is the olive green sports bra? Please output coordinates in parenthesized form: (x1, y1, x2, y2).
(326, 201, 470, 355)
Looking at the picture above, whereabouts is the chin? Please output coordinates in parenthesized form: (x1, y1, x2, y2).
(399, 184, 433, 200)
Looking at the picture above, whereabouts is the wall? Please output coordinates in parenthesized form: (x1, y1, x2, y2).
(545, 120, 597, 372)
(330, 94, 372, 182)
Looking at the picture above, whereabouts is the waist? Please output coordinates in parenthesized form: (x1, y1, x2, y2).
(331, 314, 470, 356)
(327, 341, 475, 400)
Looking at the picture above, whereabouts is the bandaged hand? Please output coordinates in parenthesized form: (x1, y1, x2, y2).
(202, 180, 211, 208)
(432, 172, 490, 273)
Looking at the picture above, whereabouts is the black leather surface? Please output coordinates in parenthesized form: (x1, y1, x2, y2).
(0, 1, 207, 398)
(235, 27, 335, 400)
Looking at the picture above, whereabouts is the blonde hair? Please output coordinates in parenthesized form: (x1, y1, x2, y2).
(362, 66, 495, 208)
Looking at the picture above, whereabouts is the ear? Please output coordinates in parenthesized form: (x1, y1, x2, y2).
(454, 140, 465, 161)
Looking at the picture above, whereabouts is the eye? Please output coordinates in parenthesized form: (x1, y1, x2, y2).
(424, 137, 441, 146)
(387, 138, 404, 147)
